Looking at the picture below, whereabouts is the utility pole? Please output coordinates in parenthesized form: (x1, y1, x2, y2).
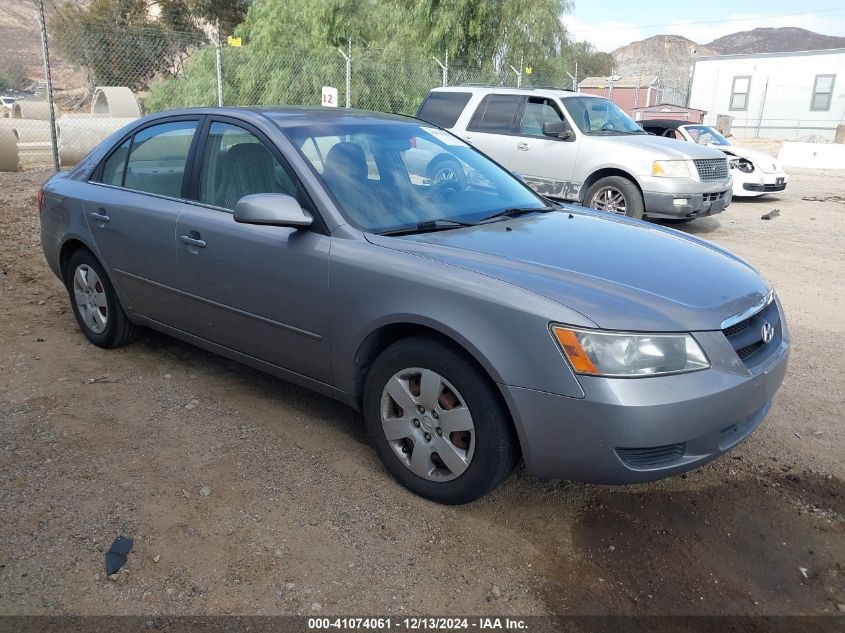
(36, 0, 59, 171)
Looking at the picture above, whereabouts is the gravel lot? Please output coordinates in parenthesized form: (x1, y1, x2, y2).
(1, 146, 843, 617)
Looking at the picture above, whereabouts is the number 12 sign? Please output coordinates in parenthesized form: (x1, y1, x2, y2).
(321, 86, 338, 107)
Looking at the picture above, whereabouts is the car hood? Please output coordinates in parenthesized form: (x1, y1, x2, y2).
(367, 210, 769, 332)
(598, 134, 727, 160)
(718, 146, 782, 171)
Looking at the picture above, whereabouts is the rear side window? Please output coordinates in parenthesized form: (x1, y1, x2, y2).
(467, 94, 522, 134)
(416, 91, 472, 128)
(99, 138, 130, 186)
(123, 121, 198, 198)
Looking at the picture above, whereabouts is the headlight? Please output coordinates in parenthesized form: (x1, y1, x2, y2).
(652, 160, 691, 178)
(551, 326, 710, 377)
(729, 158, 754, 173)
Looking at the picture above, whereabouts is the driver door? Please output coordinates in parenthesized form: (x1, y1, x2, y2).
(508, 97, 580, 199)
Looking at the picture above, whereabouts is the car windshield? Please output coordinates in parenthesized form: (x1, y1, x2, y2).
(563, 97, 645, 135)
(683, 125, 731, 146)
(284, 121, 548, 233)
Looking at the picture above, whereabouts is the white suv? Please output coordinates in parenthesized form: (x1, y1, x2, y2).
(416, 86, 733, 221)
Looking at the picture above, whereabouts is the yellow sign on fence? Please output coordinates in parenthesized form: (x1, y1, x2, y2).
(227, 36, 242, 47)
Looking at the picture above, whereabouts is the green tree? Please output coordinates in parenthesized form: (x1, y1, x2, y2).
(52, 0, 206, 91)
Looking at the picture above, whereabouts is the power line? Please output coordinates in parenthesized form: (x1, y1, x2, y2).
(566, 7, 845, 33)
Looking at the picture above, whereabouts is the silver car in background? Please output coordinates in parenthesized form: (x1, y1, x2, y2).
(40, 107, 788, 504)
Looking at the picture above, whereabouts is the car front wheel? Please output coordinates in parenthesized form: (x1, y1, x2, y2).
(583, 175, 644, 220)
(363, 336, 517, 504)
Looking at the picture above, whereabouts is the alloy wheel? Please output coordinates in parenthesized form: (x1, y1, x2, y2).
(72, 264, 109, 334)
(380, 367, 475, 482)
(590, 186, 628, 214)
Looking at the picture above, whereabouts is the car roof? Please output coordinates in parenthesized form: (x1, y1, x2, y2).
(429, 85, 583, 100)
(139, 106, 420, 128)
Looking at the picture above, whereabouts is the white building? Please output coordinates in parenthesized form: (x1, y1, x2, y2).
(688, 48, 845, 141)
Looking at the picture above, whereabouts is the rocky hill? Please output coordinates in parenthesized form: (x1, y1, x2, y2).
(706, 27, 845, 54)
(1, 0, 87, 92)
(610, 34, 717, 87)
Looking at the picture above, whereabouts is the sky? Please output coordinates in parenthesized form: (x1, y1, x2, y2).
(564, 1, 845, 52)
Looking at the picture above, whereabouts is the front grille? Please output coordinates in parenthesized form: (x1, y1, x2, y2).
(617, 443, 685, 468)
(722, 298, 781, 366)
(723, 316, 752, 338)
(694, 158, 729, 182)
(736, 340, 765, 360)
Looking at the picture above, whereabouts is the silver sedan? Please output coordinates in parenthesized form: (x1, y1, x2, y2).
(39, 107, 789, 503)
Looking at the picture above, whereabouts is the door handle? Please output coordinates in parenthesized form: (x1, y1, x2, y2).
(90, 210, 110, 223)
(179, 235, 207, 248)
(517, 142, 529, 151)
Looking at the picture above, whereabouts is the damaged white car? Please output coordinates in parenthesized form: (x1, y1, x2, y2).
(641, 120, 788, 197)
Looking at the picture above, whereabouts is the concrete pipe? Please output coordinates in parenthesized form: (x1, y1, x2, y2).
(0, 127, 20, 171)
(91, 87, 142, 118)
(58, 117, 136, 166)
(12, 101, 59, 121)
(11, 120, 53, 144)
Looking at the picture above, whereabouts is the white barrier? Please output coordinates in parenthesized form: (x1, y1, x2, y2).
(777, 142, 845, 170)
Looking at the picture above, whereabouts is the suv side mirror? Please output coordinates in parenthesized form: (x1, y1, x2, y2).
(233, 193, 313, 228)
(543, 120, 574, 140)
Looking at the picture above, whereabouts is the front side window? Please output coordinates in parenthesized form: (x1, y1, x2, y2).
(562, 97, 645, 135)
(519, 98, 563, 136)
(284, 121, 546, 233)
(123, 121, 198, 197)
(467, 94, 522, 134)
(198, 121, 302, 210)
(730, 76, 751, 111)
(811, 74, 835, 111)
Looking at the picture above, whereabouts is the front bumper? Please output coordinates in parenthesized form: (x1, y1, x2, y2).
(737, 172, 788, 195)
(638, 175, 733, 219)
(642, 188, 733, 219)
(500, 310, 789, 483)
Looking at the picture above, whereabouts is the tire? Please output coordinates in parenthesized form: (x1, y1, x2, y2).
(583, 176, 645, 220)
(65, 248, 140, 348)
(363, 336, 517, 504)
(428, 157, 467, 190)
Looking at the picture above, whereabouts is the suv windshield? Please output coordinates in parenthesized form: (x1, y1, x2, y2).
(563, 96, 645, 135)
(284, 121, 548, 234)
(683, 125, 731, 146)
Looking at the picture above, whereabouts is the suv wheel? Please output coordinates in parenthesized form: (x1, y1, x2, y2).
(584, 176, 644, 220)
(363, 336, 517, 504)
(65, 249, 139, 348)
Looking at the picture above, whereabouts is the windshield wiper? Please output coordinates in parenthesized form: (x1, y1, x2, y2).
(478, 205, 556, 223)
(378, 218, 476, 236)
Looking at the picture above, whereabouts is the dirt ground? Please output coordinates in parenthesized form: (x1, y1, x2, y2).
(1, 147, 843, 617)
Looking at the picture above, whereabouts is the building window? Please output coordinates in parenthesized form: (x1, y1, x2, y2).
(729, 76, 751, 111)
(811, 75, 836, 111)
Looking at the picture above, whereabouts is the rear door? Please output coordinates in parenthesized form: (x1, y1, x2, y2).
(174, 117, 332, 381)
(460, 93, 523, 168)
(508, 96, 580, 198)
(84, 117, 200, 322)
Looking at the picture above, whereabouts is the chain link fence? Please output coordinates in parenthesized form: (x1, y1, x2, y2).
(2, 10, 584, 172)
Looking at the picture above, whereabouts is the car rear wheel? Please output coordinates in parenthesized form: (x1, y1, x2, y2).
(584, 176, 644, 220)
(363, 336, 517, 504)
(65, 249, 139, 348)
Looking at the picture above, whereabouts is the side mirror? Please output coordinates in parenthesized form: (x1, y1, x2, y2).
(233, 193, 312, 228)
(542, 120, 574, 140)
